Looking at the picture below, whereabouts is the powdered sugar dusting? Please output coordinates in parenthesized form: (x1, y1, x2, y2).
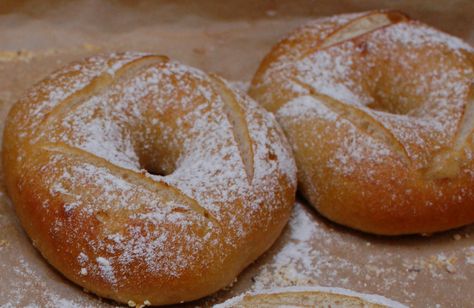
(8, 52, 296, 298)
(96, 257, 117, 286)
(380, 22, 474, 53)
(278, 95, 338, 122)
(277, 95, 398, 179)
(0, 255, 101, 307)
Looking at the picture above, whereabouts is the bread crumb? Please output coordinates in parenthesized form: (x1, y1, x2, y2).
(224, 277, 239, 290)
(128, 300, 136, 307)
(0, 239, 9, 248)
(445, 263, 456, 273)
(453, 234, 462, 241)
(82, 43, 99, 51)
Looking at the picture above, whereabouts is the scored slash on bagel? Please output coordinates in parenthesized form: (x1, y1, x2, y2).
(249, 10, 474, 235)
(2, 52, 296, 305)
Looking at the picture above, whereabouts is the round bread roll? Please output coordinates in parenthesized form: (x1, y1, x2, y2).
(215, 286, 407, 308)
(249, 10, 474, 235)
(2, 52, 296, 305)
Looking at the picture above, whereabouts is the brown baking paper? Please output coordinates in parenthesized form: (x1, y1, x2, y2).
(0, 1, 473, 306)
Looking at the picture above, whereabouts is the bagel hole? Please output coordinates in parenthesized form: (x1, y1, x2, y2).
(362, 37, 461, 116)
(366, 83, 420, 115)
(133, 127, 182, 177)
(141, 163, 173, 177)
(137, 150, 178, 177)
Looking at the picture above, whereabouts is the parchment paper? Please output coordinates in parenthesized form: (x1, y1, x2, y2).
(0, 1, 473, 306)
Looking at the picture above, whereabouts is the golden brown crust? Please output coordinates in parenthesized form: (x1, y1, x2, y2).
(249, 10, 474, 235)
(2, 52, 296, 305)
(215, 286, 407, 307)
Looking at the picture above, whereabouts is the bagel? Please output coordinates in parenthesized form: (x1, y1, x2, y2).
(2, 52, 296, 305)
(249, 10, 474, 235)
(215, 286, 407, 308)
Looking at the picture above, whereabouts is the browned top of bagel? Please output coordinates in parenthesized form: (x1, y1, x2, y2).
(214, 286, 408, 308)
(250, 10, 474, 234)
(2, 52, 296, 305)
